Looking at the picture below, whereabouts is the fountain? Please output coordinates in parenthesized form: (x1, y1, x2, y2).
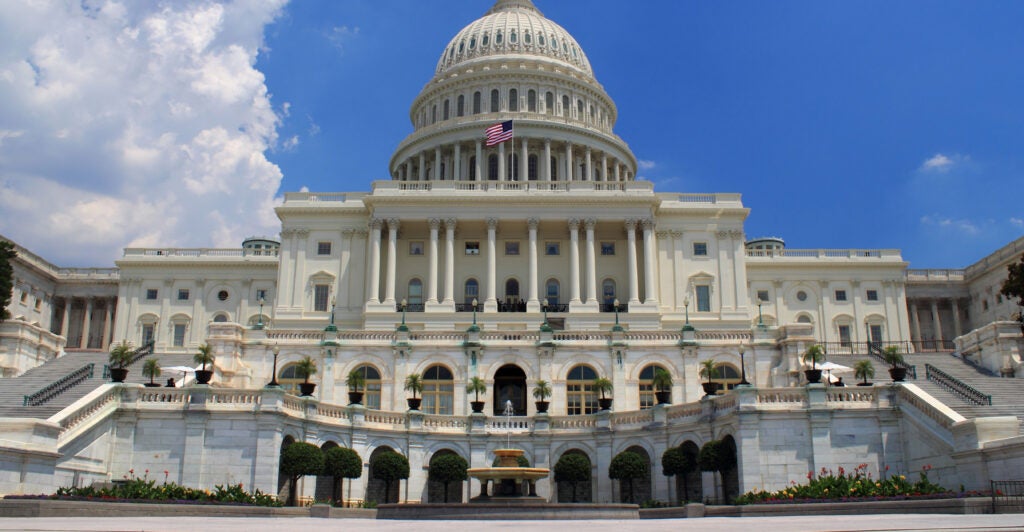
(466, 401, 549, 502)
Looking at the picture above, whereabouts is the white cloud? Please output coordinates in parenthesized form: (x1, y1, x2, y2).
(1011, 217, 1024, 229)
(637, 159, 656, 170)
(0, 0, 289, 266)
(919, 153, 968, 173)
(281, 135, 299, 151)
(920, 215, 980, 235)
(326, 25, 359, 54)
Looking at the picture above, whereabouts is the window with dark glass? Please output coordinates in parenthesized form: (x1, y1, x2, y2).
(696, 285, 711, 312)
(566, 365, 597, 415)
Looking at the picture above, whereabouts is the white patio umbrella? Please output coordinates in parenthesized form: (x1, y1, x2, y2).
(818, 361, 853, 386)
(162, 366, 196, 387)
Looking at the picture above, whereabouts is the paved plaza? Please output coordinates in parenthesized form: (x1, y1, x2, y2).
(0, 515, 1022, 532)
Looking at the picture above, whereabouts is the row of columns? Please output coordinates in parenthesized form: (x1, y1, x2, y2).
(395, 138, 633, 183)
(365, 217, 658, 311)
(59, 296, 116, 350)
(908, 298, 963, 346)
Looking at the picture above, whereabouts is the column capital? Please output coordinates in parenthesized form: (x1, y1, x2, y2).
(584, 218, 597, 230)
(445, 218, 457, 230)
(429, 218, 442, 230)
(387, 218, 400, 231)
(640, 218, 655, 231)
(568, 218, 580, 231)
(624, 219, 638, 232)
(341, 228, 356, 237)
(368, 218, 384, 230)
(527, 218, 540, 230)
(716, 230, 730, 238)
(486, 217, 499, 230)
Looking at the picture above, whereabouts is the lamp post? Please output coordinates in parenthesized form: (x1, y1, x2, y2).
(613, 298, 620, 326)
(267, 344, 280, 388)
(683, 296, 691, 327)
(472, 298, 478, 326)
(541, 298, 549, 326)
(329, 297, 336, 327)
(400, 298, 407, 326)
(255, 297, 265, 329)
(738, 344, 750, 386)
(757, 302, 765, 328)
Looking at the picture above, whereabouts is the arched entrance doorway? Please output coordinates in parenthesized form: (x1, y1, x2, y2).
(677, 441, 702, 503)
(427, 449, 466, 503)
(721, 435, 739, 503)
(621, 445, 652, 503)
(314, 441, 339, 503)
(492, 364, 527, 415)
(366, 446, 401, 504)
(555, 449, 593, 503)
(277, 436, 295, 504)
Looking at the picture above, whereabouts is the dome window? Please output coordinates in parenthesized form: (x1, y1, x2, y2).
(510, 30, 517, 44)
(457, 95, 465, 117)
(496, 31, 503, 45)
(458, 40, 465, 53)
(572, 45, 578, 58)
(551, 36, 558, 49)
(509, 89, 518, 111)
(469, 36, 476, 49)
(490, 89, 500, 113)
(482, 33, 489, 46)
(527, 90, 536, 112)
(443, 100, 450, 120)
(524, 32, 532, 44)
(538, 34, 544, 46)
(473, 91, 482, 114)
(562, 42, 568, 54)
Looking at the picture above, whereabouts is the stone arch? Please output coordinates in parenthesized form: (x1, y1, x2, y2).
(491, 363, 527, 415)
(365, 445, 403, 505)
(277, 435, 296, 501)
(554, 355, 609, 381)
(719, 435, 740, 503)
(617, 444, 652, 504)
(426, 448, 466, 503)
(677, 440, 702, 503)
(314, 440, 341, 503)
(554, 448, 593, 503)
(211, 312, 230, 323)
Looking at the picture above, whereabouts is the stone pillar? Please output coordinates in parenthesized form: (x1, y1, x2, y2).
(641, 218, 658, 305)
(952, 298, 963, 338)
(543, 138, 552, 181)
(565, 143, 573, 181)
(584, 147, 592, 181)
(486, 218, 498, 312)
(418, 152, 425, 181)
(585, 219, 598, 305)
(520, 138, 528, 182)
(101, 300, 113, 350)
(931, 299, 944, 343)
(404, 160, 412, 181)
(384, 219, 399, 305)
(498, 142, 506, 181)
(614, 162, 621, 182)
(568, 219, 581, 305)
(444, 218, 456, 305)
(454, 143, 462, 181)
(601, 153, 608, 182)
(428, 219, 440, 304)
(434, 147, 441, 181)
(60, 298, 70, 339)
(80, 298, 93, 349)
(367, 219, 383, 304)
(528, 218, 540, 310)
(910, 301, 922, 347)
(475, 140, 483, 181)
(625, 220, 640, 305)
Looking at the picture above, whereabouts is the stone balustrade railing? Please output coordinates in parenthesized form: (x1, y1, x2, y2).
(122, 248, 279, 258)
(745, 248, 901, 259)
(906, 269, 966, 282)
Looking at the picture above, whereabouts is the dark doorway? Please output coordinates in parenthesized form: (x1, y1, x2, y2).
(493, 364, 527, 415)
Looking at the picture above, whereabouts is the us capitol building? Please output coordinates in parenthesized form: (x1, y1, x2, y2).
(2, 0, 1022, 505)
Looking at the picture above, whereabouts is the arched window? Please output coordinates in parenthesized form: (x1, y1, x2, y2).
(469, 156, 477, 180)
(590, 105, 595, 123)
(527, 90, 536, 112)
(561, 95, 569, 117)
(473, 91, 481, 114)
(545, 278, 560, 305)
(507, 153, 518, 180)
(213, 313, 228, 323)
(490, 89, 500, 112)
(407, 279, 423, 309)
(352, 364, 382, 409)
(495, 31, 503, 45)
(712, 364, 741, 394)
(538, 34, 545, 46)
(422, 365, 454, 415)
(528, 154, 538, 180)
(577, 99, 584, 118)
(488, 154, 499, 180)
(464, 278, 479, 304)
(638, 364, 667, 409)
(443, 100, 450, 120)
(602, 279, 617, 305)
(566, 365, 598, 415)
(508, 89, 518, 111)
(505, 279, 520, 303)
(277, 362, 306, 396)
(545, 91, 554, 114)
(431, 105, 436, 124)
(524, 31, 532, 45)
(457, 95, 464, 117)
(482, 33, 489, 47)
(509, 30, 517, 44)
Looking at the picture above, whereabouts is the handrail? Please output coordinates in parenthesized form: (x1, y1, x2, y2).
(102, 341, 155, 379)
(925, 363, 992, 406)
(23, 363, 95, 406)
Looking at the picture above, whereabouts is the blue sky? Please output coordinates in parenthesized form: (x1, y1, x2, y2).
(1, 0, 1021, 268)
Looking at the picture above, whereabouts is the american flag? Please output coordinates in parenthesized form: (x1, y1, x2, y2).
(485, 120, 513, 146)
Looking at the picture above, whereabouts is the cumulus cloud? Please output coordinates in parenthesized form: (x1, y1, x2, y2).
(919, 215, 981, 235)
(1011, 217, 1024, 229)
(637, 159, 656, 170)
(919, 153, 967, 173)
(0, 0, 288, 266)
(326, 25, 359, 54)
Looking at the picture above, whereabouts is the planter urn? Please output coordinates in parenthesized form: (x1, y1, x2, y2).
(804, 369, 823, 384)
(655, 391, 672, 405)
(195, 370, 213, 385)
(406, 397, 422, 410)
(300, 382, 317, 397)
(598, 398, 613, 411)
(470, 400, 485, 413)
(889, 367, 908, 382)
(347, 391, 363, 404)
(109, 368, 129, 383)
(534, 400, 550, 414)
(701, 382, 719, 396)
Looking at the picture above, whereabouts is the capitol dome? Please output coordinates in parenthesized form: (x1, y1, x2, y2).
(389, 0, 637, 185)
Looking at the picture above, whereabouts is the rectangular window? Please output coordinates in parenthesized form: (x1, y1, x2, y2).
(696, 285, 711, 312)
(757, 290, 769, 302)
(317, 241, 332, 255)
(177, 289, 190, 301)
(409, 241, 424, 255)
(465, 242, 480, 255)
(146, 289, 158, 300)
(693, 242, 708, 256)
(505, 241, 520, 255)
(142, 324, 155, 346)
(835, 290, 847, 302)
(601, 242, 615, 255)
(545, 242, 560, 255)
(838, 325, 852, 347)
(314, 284, 330, 312)
(866, 289, 879, 301)
(34, 297, 42, 311)
(172, 324, 186, 347)
(256, 289, 268, 302)
(20, 291, 28, 304)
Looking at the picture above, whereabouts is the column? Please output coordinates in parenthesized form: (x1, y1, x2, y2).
(498, 142, 506, 181)
(641, 219, 658, 305)
(404, 160, 412, 181)
(60, 298, 71, 339)
(543, 139, 552, 181)
(454, 143, 462, 181)
(564, 143, 573, 181)
(601, 153, 608, 182)
(486, 218, 498, 312)
(614, 162, 621, 182)
(418, 152, 425, 181)
(568, 219, 581, 305)
(528, 218, 539, 309)
(951, 298, 963, 338)
(930, 300, 944, 343)
(434, 147, 441, 181)
(625, 220, 640, 305)
(385, 219, 399, 305)
(585, 219, 598, 304)
(910, 301, 922, 346)
(367, 219, 383, 304)
(80, 298, 93, 349)
(101, 299, 112, 350)
(475, 140, 483, 182)
(444, 218, 456, 305)
(585, 147, 592, 181)
(520, 138, 528, 182)
(427, 219, 440, 304)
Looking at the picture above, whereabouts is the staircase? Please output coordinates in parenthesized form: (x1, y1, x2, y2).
(0, 350, 200, 419)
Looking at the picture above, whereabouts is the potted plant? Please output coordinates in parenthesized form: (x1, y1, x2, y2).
(532, 379, 552, 413)
(193, 343, 215, 384)
(652, 368, 673, 405)
(108, 340, 134, 383)
(699, 359, 720, 396)
(467, 376, 486, 413)
(404, 373, 423, 410)
(882, 346, 907, 382)
(292, 356, 317, 396)
(854, 359, 875, 386)
(142, 358, 161, 387)
(594, 376, 613, 410)
(345, 368, 364, 404)
(802, 344, 825, 384)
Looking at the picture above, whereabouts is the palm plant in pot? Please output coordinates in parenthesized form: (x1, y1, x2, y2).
(345, 368, 365, 404)
(108, 340, 134, 383)
(193, 343, 215, 384)
(882, 346, 907, 382)
(594, 376, 614, 410)
(142, 358, 162, 387)
(652, 368, 673, 405)
(802, 344, 825, 384)
(404, 373, 423, 410)
(532, 379, 552, 413)
(854, 359, 875, 386)
(699, 359, 720, 396)
(296, 356, 318, 396)
(467, 376, 487, 413)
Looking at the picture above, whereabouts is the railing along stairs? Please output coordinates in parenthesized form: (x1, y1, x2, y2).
(867, 342, 917, 379)
(925, 363, 992, 406)
(102, 341, 155, 379)
(22, 363, 95, 406)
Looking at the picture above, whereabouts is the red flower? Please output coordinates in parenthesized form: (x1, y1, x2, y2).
(885, 465, 890, 471)
(807, 472, 814, 479)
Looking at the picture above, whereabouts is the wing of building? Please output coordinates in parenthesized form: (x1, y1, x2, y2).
(1, 0, 1022, 506)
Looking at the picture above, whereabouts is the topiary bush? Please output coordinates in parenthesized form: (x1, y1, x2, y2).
(323, 447, 362, 505)
(554, 453, 591, 503)
(370, 451, 409, 504)
(428, 454, 469, 503)
(609, 451, 648, 504)
(279, 442, 324, 506)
